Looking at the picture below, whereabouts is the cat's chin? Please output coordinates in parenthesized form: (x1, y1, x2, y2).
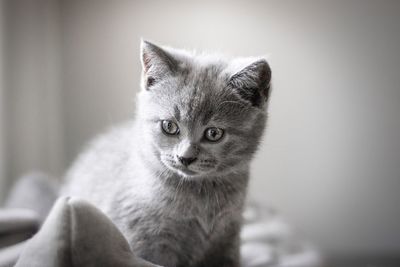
(171, 166, 202, 179)
(165, 165, 210, 179)
(175, 168, 223, 180)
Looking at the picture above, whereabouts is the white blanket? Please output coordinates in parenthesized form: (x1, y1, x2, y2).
(0, 173, 322, 267)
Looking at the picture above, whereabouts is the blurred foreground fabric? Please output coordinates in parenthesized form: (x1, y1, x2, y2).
(0, 174, 322, 267)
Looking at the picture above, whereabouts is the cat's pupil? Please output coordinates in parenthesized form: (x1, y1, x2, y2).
(210, 129, 217, 137)
(162, 120, 179, 135)
(205, 127, 223, 142)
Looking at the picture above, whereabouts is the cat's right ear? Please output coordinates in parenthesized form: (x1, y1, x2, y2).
(140, 40, 177, 90)
(228, 59, 271, 108)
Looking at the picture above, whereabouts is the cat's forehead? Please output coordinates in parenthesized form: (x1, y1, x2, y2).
(145, 61, 256, 127)
(177, 66, 223, 108)
(168, 85, 251, 128)
(180, 62, 224, 88)
(166, 65, 223, 117)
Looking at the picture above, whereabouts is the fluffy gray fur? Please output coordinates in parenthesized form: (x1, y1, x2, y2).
(62, 40, 271, 267)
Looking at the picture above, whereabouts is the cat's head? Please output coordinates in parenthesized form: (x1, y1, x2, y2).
(137, 40, 271, 179)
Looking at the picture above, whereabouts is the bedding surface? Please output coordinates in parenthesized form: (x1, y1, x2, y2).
(0, 173, 322, 267)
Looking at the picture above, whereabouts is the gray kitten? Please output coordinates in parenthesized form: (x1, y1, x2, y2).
(62, 40, 271, 267)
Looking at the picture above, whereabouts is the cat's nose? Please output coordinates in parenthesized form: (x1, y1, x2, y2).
(177, 156, 197, 167)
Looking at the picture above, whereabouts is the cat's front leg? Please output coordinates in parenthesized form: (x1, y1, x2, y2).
(195, 233, 241, 267)
(136, 242, 181, 267)
(195, 248, 240, 267)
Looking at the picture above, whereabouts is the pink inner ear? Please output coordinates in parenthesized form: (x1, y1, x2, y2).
(142, 52, 152, 73)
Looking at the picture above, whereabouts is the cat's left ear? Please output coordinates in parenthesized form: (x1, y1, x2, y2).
(228, 59, 271, 108)
(140, 40, 178, 90)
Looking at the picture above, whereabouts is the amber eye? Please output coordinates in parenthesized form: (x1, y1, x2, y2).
(204, 127, 224, 142)
(161, 120, 179, 135)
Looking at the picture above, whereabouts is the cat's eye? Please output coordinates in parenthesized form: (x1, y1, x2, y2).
(204, 127, 224, 142)
(161, 120, 179, 135)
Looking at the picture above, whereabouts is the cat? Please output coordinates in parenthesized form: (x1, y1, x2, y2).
(62, 40, 271, 267)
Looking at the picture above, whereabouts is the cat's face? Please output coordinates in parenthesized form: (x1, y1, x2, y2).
(137, 41, 271, 179)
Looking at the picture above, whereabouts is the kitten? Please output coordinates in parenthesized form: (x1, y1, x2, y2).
(62, 40, 271, 267)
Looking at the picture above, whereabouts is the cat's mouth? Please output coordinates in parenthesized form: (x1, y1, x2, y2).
(167, 163, 219, 179)
(160, 157, 201, 177)
(174, 166, 198, 176)
(166, 164, 201, 178)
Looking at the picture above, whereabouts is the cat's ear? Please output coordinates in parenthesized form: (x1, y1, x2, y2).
(140, 40, 178, 90)
(228, 59, 271, 107)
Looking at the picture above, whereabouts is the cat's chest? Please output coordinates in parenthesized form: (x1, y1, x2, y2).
(160, 200, 219, 236)
(119, 198, 228, 258)
(149, 192, 222, 235)
(110, 172, 242, 243)
(115, 185, 229, 240)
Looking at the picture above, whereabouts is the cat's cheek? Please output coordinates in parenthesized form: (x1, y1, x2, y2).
(154, 133, 181, 156)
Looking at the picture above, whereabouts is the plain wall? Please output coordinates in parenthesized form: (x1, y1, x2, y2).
(0, 0, 5, 201)
(2, 0, 400, 262)
(2, 0, 64, 189)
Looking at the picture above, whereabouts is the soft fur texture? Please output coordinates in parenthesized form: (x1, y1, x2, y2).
(62, 40, 271, 267)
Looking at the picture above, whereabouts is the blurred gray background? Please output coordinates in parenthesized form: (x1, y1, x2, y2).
(1, 0, 400, 266)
